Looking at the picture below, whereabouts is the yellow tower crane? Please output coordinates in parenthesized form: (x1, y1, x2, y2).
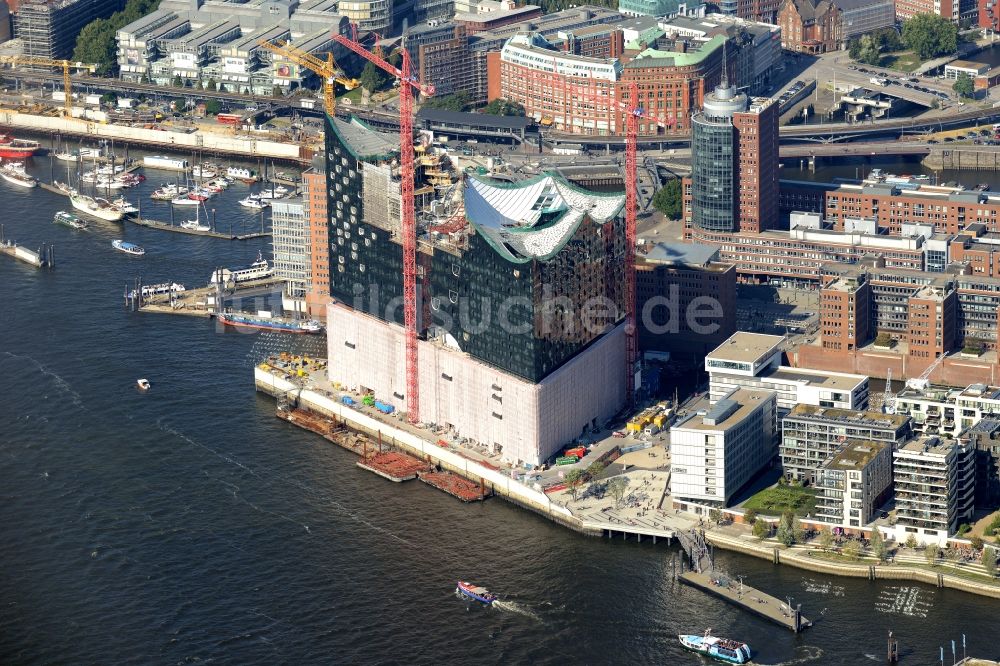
(256, 40, 359, 115)
(0, 56, 97, 117)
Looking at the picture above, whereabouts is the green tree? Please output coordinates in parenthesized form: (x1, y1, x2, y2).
(905, 533, 918, 550)
(204, 99, 222, 116)
(875, 27, 903, 52)
(652, 179, 682, 219)
(953, 72, 975, 99)
(72, 19, 118, 75)
(902, 13, 959, 60)
(777, 511, 796, 547)
(818, 527, 834, 551)
(172, 75, 183, 87)
(206, 78, 217, 91)
(971, 535, 985, 551)
(607, 477, 628, 508)
(586, 461, 605, 480)
(273, 85, 284, 97)
(564, 469, 584, 503)
(925, 545, 939, 566)
(743, 508, 758, 525)
(708, 508, 722, 524)
(871, 529, 888, 562)
(360, 61, 387, 94)
(848, 38, 862, 61)
(983, 546, 997, 578)
(482, 98, 526, 117)
(753, 518, 769, 541)
(856, 34, 882, 66)
(421, 91, 471, 112)
(843, 539, 862, 561)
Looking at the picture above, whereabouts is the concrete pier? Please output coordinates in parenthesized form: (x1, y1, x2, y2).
(129, 216, 270, 240)
(0, 241, 53, 268)
(679, 571, 812, 632)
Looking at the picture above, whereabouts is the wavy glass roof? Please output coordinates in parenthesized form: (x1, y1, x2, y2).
(463, 173, 625, 263)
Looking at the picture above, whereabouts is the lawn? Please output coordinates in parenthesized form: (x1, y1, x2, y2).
(880, 51, 922, 73)
(743, 484, 818, 517)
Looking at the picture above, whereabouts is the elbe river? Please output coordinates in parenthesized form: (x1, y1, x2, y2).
(1, 153, 997, 665)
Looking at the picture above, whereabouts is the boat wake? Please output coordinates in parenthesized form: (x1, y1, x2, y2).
(752, 645, 824, 665)
(2, 350, 85, 410)
(492, 600, 543, 622)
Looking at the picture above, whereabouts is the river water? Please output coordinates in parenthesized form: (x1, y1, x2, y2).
(1, 153, 998, 665)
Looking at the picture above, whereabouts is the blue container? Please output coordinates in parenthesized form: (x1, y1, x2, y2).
(342, 396, 356, 406)
(374, 400, 395, 414)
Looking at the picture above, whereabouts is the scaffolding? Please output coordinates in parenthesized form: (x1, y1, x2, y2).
(15, 0, 124, 60)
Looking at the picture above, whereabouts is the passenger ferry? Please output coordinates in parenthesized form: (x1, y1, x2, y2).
(678, 631, 751, 664)
(112, 239, 145, 256)
(210, 251, 272, 284)
(53, 211, 89, 230)
(132, 282, 185, 298)
(456, 581, 497, 605)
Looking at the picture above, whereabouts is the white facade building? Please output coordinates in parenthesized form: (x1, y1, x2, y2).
(271, 198, 307, 297)
(892, 436, 975, 547)
(813, 441, 892, 529)
(670, 388, 776, 507)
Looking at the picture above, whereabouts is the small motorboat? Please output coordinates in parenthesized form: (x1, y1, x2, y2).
(456, 581, 497, 605)
(112, 239, 145, 256)
(171, 196, 200, 207)
(180, 220, 211, 231)
(239, 197, 269, 210)
(136, 378, 151, 391)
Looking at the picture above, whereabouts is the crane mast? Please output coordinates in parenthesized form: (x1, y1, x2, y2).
(333, 33, 435, 425)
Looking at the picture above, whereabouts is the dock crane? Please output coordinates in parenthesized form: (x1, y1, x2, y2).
(0, 56, 96, 117)
(906, 352, 950, 391)
(333, 31, 436, 425)
(256, 40, 359, 116)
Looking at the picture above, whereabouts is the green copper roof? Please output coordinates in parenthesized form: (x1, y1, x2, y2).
(627, 34, 726, 68)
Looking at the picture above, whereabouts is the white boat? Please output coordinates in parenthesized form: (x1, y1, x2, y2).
(151, 184, 188, 200)
(210, 251, 273, 284)
(256, 189, 287, 200)
(137, 378, 150, 391)
(71, 193, 125, 222)
(53, 211, 89, 230)
(112, 197, 138, 214)
(0, 163, 37, 188)
(53, 180, 75, 195)
(112, 239, 145, 256)
(136, 282, 185, 297)
(55, 147, 103, 162)
(239, 196, 269, 210)
(180, 219, 211, 231)
(192, 164, 218, 179)
(143, 155, 189, 171)
(170, 196, 200, 207)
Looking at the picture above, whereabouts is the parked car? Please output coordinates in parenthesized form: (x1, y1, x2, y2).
(927, 139, 939, 144)
(944, 136, 955, 142)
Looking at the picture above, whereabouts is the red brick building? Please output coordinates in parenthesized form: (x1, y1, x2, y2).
(778, 0, 841, 53)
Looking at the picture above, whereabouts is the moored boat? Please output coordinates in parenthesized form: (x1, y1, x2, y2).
(678, 631, 751, 665)
(210, 251, 273, 284)
(112, 239, 145, 256)
(171, 195, 200, 207)
(151, 184, 188, 200)
(213, 311, 323, 334)
(239, 196, 269, 210)
(111, 197, 139, 214)
(456, 581, 497, 605)
(71, 193, 125, 221)
(0, 162, 37, 188)
(180, 219, 211, 231)
(0, 134, 40, 159)
(53, 211, 89, 230)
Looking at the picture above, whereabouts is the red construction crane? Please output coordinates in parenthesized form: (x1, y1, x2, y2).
(333, 33, 436, 425)
(620, 80, 673, 403)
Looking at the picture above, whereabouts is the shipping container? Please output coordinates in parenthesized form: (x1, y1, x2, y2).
(555, 456, 579, 466)
(374, 400, 395, 414)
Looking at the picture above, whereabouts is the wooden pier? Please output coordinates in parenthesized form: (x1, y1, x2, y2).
(128, 216, 270, 240)
(679, 571, 812, 633)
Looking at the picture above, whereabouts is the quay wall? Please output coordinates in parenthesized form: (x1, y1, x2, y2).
(253, 368, 594, 533)
(0, 112, 308, 161)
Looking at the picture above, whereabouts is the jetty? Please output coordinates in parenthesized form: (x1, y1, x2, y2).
(0, 236, 54, 268)
(129, 216, 270, 240)
(419, 471, 489, 502)
(357, 451, 430, 482)
(679, 571, 812, 633)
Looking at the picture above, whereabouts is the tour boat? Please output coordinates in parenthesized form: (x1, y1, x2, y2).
(112, 239, 145, 256)
(151, 184, 188, 200)
(0, 162, 37, 188)
(210, 251, 272, 284)
(136, 378, 150, 391)
(239, 196, 269, 210)
(71, 193, 125, 221)
(678, 631, 752, 664)
(132, 282, 185, 298)
(213, 312, 323, 334)
(456, 581, 497, 605)
(170, 195, 200, 207)
(0, 134, 40, 159)
(53, 211, 88, 230)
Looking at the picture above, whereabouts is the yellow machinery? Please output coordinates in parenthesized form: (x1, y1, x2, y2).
(0, 56, 97, 117)
(257, 40, 359, 115)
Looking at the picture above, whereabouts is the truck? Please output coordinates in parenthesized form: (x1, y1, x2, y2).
(870, 76, 888, 86)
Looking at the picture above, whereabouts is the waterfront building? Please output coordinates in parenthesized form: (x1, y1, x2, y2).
(813, 440, 892, 529)
(670, 388, 777, 507)
(891, 436, 975, 547)
(271, 198, 307, 298)
(684, 82, 779, 233)
(321, 115, 628, 465)
(635, 242, 737, 359)
(959, 417, 1000, 509)
(302, 165, 329, 322)
(15, 0, 125, 60)
(706, 332, 869, 416)
(780, 404, 910, 483)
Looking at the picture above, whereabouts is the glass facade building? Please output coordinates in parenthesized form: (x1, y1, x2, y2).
(690, 84, 746, 232)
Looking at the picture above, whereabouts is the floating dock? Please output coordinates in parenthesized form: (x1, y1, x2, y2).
(0, 241, 53, 268)
(129, 216, 270, 240)
(357, 451, 430, 482)
(419, 471, 488, 502)
(679, 571, 812, 632)
(275, 406, 373, 457)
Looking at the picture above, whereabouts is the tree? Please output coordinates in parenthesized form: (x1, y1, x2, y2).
(925, 545, 939, 566)
(206, 78, 217, 91)
(273, 85, 284, 98)
(360, 61, 387, 94)
(607, 477, 628, 508)
(983, 546, 997, 578)
(905, 533, 918, 550)
(204, 99, 222, 116)
(777, 511, 796, 547)
(72, 19, 118, 75)
(421, 91, 472, 112)
(856, 34, 882, 66)
(753, 518, 769, 541)
(792, 516, 806, 544)
(482, 98, 526, 117)
(743, 508, 758, 525)
(586, 461, 605, 480)
(971, 535, 985, 551)
(564, 469, 584, 503)
(652, 179, 682, 220)
(172, 75, 183, 88)
(902, 13, 959, 60)
(871, 529, 888, 563)
(818, 527, 834, 551)
(708, 508, 722, 525)
(843, 539, 862, 561)
(953, 73, 975, 99)
(848, 38, 862, 61)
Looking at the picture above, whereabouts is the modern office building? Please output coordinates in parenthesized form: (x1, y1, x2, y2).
(405, 22, 477, 99)
(618, 0, 700, 18)
(813, 440, 892, 529)
(338, 0, 390, 33)
(891, 436, 975, 547)
(271, 198, 308, 297)
(321, 115, 629, 465)
(302, 165, 329, 321)
(960, 417, 1000, 509)
(901, 0, 976, 22)
(15, 0, 124, 60)
(635, 242, 737, 359)
(780, 404, 911, 482)
(670, 388, 777, 507)
(685, 82, 779, 233)
(778, 0, 893, 52)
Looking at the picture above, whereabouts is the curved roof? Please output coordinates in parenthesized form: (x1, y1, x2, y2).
(463, 172, 625, 263)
